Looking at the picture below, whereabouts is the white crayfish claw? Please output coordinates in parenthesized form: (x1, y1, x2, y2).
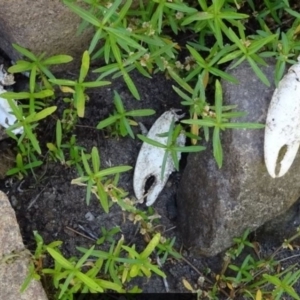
(264, 56, 300, 178)
(133, 109, 185, 206)
(0, 65, 23, 135)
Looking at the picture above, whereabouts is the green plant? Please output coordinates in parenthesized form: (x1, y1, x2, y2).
(97, 90, 155, 138)
(49, 50, 111, 117)
(181, 0, 248, 47)
(3, 99, 57, 154)
(63, 135, 88, 175)
(71, 146, 132, 212)
(213, 228, 300, 299)
(96, 226, 121, 245)
(47, 120, 66, 164)
(21, 231, 63, 293)
(181, 79, 265, 168)
(44, 245, 123, 298)
(8, 43, 73, 89)
(6, 152, 43, 179)
(78, 232, 166, 283)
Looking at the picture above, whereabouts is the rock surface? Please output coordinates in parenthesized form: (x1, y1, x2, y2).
(0, 191, 48, 300)
(177, 60, 300, 256)
(0, 0, 93, 71)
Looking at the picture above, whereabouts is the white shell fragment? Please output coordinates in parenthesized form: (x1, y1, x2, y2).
(133, 110, 186, 206)
(0, 65, 15, 86)
(0, 65, 23, 135)
(264, 56, 300, 178)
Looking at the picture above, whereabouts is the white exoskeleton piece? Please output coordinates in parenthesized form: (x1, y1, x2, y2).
(0, 64, 23, 135)
(264, 56, 300, 178)
(133, 109, 185, 206)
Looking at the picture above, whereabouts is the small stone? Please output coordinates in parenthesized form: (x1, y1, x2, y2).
(85, 211, 95, 221)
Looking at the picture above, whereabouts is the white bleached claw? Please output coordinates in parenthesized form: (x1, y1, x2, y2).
(264, 56, 300, 178)
(133, 110, 186, 206)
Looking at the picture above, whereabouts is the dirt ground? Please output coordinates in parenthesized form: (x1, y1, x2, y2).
(1, 58, 300, 299)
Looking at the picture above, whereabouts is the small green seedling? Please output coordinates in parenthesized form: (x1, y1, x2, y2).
(97, 90, 155, 138)
(6, 152, 43, 179)
(8, 43, 73, 89)
(49, 51, 111, 117)
(47, 120, 65, 165)
(71, 146, 132, 212)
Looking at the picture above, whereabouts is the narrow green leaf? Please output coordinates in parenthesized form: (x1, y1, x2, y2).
(173, 145, 205, 152)
(126, 109, 155, 117)
(181, 119, 216, 127)
(165, 3, 198, 13)
(8, 61, 33, 73)
(56, 120, 62, 148)
(122, 118, 134, 138)
(113, 91, 125, 113)
(247, 56, 270, 86)
(75, 271, 103, 292)
(75, 246, 95, 269)
(49, 79, 76, 86)
(182, 12, 213, 26)
(213, 127, 223, 168)
(63, 1, 101, 27)
(79, 51, 90, 83)
(167, 68, 193, 94)
(123, 70, 140, 100)
(81, 150, 92, 175)
(89, 28, 104, 54)
(141, 233, 161, 259)
(33, 89, 54, 98)
(214, 80, 223, 123)
(91, 147, 100, 173)
(97, 115, 120, 129)
(43, 55, 73, 65)
(46, 247, 74, 269)
(33, 106, 57, 122)
(75, 86, 86, 117)
(13, 44, 37, 61)
(95, 166, 132, 178)
(137, 134, 166, 148)
(97, 181, 109, 213)
(222, 122, 265, 129)
(102, 0, 122, 25)
(1, 91, 30, 100)
(81, 81, 111, 88)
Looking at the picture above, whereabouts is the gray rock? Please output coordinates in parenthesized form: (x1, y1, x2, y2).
(0, 191, 48, 300)
(176, 59, 300, 256)
(0, 0, 93, 72)
(256, 197, 300, 245)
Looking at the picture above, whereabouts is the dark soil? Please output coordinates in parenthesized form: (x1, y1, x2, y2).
(1, 60, 300, 299)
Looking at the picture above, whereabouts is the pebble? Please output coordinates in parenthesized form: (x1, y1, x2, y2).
(85, 211, 95, 221)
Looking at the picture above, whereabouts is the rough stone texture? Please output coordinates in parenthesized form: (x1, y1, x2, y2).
(256, 196, 300, 245)
(177, 59, 300, 257)
(0, 0, 93, 71)
(0, 191, 48, 300)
